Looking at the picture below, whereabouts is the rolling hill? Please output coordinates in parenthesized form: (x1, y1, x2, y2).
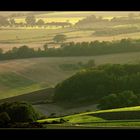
(1, 52, 140, 99)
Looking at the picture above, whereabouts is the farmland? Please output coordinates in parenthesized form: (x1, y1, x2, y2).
(0, 11, 140, 52)
(38, 106, 140, 128)
(2, 29, 140, 52)
(0, 51, 140, 100)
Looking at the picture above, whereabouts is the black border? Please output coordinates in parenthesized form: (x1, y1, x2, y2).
(0, 0, 140, 139)
(0, 0, 139, 11)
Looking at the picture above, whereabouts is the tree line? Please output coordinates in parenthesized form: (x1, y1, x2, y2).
(1, 38, 140, 60)
(75, 13, 140, 29)
(0, 15, 72, 27)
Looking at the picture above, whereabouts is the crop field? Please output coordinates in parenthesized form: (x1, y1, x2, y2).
(0, 11, 140, 52)
(1, 28, 140, 52)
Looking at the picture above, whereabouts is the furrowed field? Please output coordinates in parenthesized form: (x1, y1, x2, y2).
(1, 11, 140, 52)
(2, 29, 140, 52)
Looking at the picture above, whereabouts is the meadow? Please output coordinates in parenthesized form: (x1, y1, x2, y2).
(38, 106, 140, 128)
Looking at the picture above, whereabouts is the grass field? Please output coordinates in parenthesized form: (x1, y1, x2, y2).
(37, 106, 140, 128)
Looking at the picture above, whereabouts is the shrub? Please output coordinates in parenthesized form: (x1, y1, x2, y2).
(0, 112, 10, 125)
(98, 91, 140, 110)
(0, 102, 40, 122)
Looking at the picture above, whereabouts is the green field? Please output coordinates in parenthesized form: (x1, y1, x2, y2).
(37, 106, 140, 128)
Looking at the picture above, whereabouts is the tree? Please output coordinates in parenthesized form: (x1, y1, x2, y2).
(9, 18, 15, 26)
(0, 16, 9, 26)
(43, 43, 48, 51)
(0, 102, 40, 122)
(25, 15, 36, 26)
(86, 59, 95, 68)
(0, 48, 3, 54)
(53, 34, 67, 43)
(0, 112, 11, 125)
(36, 19, 45, 26)
(98, 91, 140, 110)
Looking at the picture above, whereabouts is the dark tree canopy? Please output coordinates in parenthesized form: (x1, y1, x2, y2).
(0, 102, 40, 122)
(25, 15, 36, 26)
(54, 64, 140, 106)
(53, 34, 67, 43)
(98, 91, 140, 110)
(36, 19, 45, 26)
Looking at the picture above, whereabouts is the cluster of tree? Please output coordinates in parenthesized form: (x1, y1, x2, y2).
(94, 27, 140, 36)
(25, 16, 72, 27)
(98, 90, 140, 110)
(0, 102, 40, 127)
(0, 15, 72, 27)
(54, 64, 140, 106)
(1, 38, 140, 60)
(75, 15, 109, 28)
(75, 14, 140, 29)
(59, 59, 95, 71)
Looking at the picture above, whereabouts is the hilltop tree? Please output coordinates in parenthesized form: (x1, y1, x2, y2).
(36, 19, 45, 26)
(53, 34, 67, 43)
(25, 15, 36, 26)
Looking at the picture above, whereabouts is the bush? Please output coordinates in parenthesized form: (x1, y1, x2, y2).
(98, 91, 140, 110)
(0, 112, 10, 125)
(86, 59, 95, 68)
(0, 102, 40, 122)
